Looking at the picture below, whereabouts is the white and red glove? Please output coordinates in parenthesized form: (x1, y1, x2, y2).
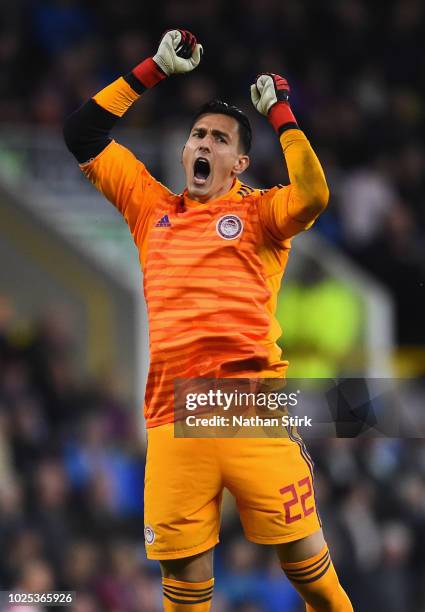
(251, 72, 298, 134)
(153, 29, 203, 74)
(131, 29, 203, 89)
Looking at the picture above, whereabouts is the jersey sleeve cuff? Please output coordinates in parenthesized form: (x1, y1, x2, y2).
(131, 57, 167, 91)
(268, 102, 299, 135)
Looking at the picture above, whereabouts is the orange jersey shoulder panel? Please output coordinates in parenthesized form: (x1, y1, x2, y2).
(80, 140, 177, 260)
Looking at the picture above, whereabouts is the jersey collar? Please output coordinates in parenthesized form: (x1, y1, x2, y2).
(182, 178, 242, 209)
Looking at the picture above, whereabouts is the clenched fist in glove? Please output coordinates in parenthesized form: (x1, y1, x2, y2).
(131, 29, 202, 90)
(153, 29, 203, 75)
(251, 72, 298, 135)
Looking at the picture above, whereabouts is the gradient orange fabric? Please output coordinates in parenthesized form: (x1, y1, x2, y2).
(81, 119, 327, 426)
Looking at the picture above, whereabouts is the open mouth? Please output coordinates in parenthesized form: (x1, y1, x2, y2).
(193, 157, 211, 185)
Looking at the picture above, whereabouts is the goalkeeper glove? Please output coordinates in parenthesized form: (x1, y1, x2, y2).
(132, 29, 203, 89)
(250, 72, 298, 135)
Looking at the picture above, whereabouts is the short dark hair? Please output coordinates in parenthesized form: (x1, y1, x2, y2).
(191, 100, 252, 154)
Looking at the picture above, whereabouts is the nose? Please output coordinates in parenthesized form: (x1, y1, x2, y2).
(199, 132, 213, 151)
(199, 141, 211, 153)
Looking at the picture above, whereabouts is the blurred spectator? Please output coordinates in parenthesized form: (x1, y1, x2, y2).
(216, 537, 301, 611)
(62, 539, 100, 591)
(30, 0, 95, 56)
(338, 166, 397, 247)
(14, 558, 54, 592)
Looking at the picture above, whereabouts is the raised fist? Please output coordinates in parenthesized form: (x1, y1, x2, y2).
(250, 73, 290, 116)
(153, 29, 203, 76)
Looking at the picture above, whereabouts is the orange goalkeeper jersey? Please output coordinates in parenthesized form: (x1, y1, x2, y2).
(81, 130, 327, 427)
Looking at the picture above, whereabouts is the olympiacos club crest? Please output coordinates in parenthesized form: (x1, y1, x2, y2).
(144, 525, 155, 545)
(216, 215, 244, 240)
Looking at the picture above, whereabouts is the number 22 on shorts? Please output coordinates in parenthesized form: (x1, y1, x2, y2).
(280, 477, 314, 524)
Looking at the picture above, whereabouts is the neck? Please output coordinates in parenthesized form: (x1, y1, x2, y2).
(187, 177, 236, 203)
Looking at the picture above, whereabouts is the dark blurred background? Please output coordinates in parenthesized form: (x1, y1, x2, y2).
(0, 1, 425, 611)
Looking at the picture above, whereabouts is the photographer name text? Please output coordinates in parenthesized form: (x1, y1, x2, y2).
(185, 415, 312, 427)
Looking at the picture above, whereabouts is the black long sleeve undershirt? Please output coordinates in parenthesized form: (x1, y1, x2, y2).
(63, 73, 139, 164)
(63, 99, 117, 164)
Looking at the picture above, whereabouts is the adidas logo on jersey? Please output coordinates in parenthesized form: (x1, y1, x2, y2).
(155, 214, 171, 227)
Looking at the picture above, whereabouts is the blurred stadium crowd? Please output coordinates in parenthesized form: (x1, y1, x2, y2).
(1, 1, 425, 611)
(1, 0, 424, 346)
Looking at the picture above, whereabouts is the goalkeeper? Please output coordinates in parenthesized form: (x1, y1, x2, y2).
(64, 29, 353, 612)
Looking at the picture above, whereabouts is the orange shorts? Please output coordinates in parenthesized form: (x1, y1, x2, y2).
(144, 423, 321, 560)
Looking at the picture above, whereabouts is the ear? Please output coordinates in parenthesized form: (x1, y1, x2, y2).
(232, 155, 250, 176)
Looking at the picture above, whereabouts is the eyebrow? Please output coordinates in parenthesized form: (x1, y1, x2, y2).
(192, 127, 231, 140)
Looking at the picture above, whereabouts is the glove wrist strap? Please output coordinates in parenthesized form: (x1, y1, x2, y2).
(268, 102, 298, 135)
(130, 57, 167, 92)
